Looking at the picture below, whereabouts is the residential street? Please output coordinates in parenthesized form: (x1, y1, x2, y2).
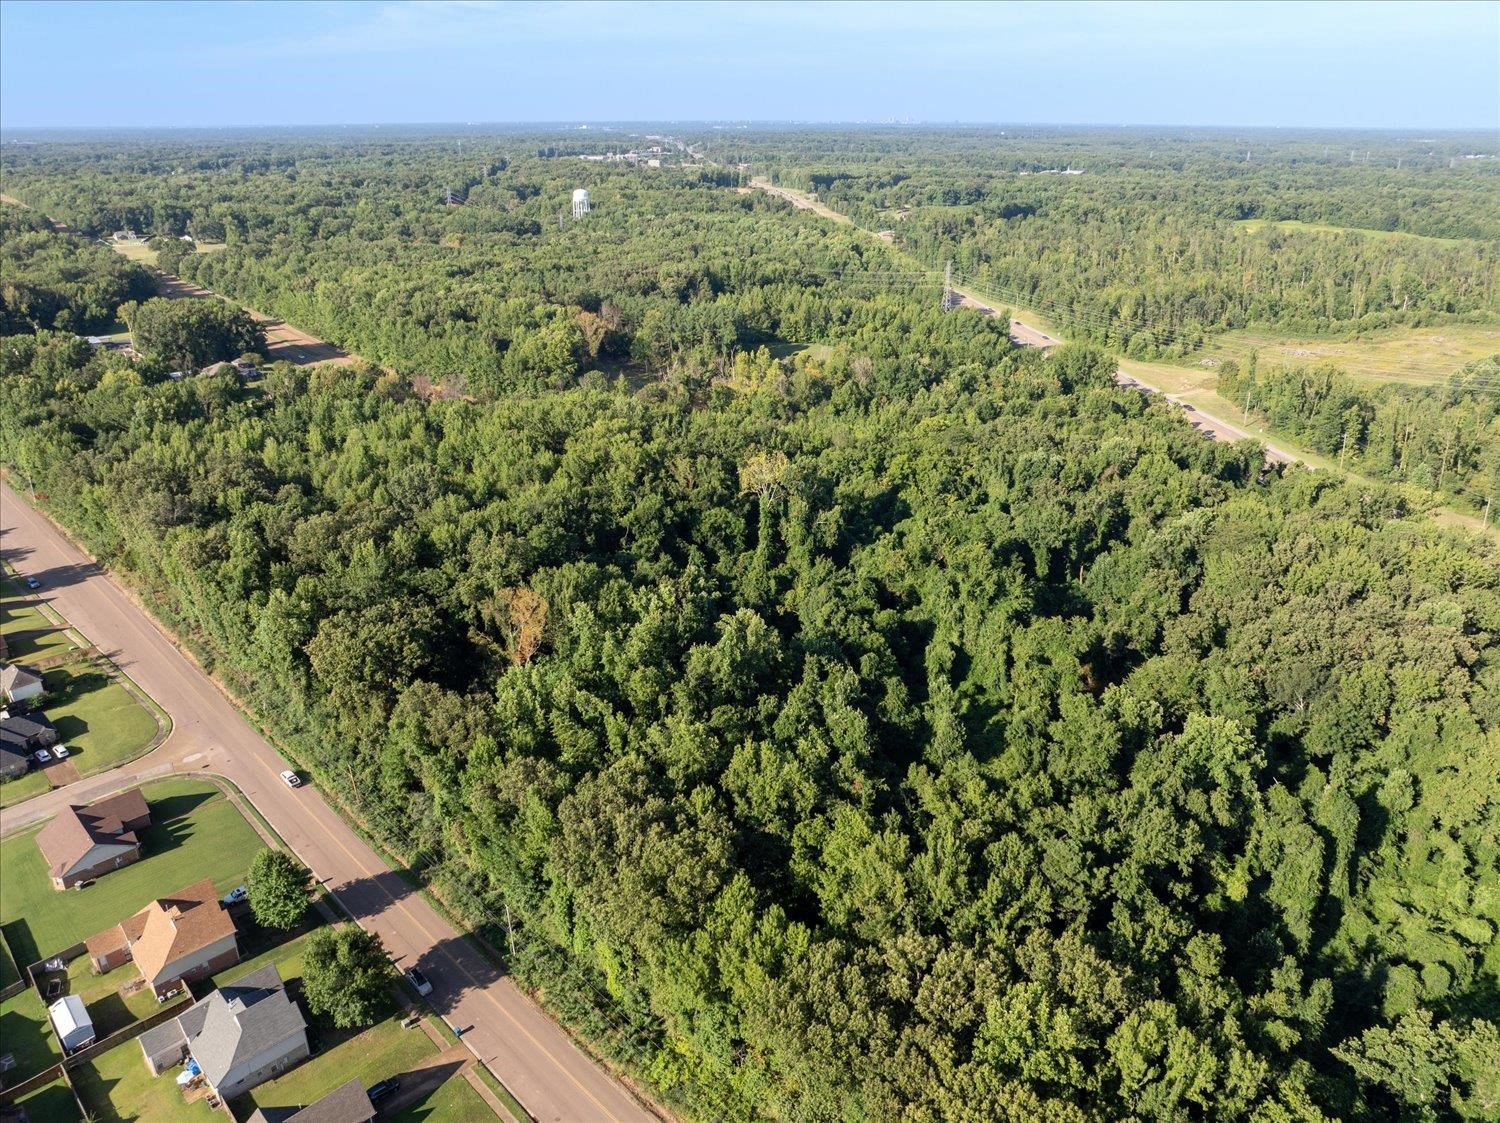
(0, 482, 658, 1123)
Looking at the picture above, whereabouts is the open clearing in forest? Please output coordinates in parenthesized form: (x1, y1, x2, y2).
(1210, 321, 1499, 386)
(1234, 218, 1474, 245)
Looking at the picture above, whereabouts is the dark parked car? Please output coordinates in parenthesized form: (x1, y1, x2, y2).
(369, 1077, 401, 1103)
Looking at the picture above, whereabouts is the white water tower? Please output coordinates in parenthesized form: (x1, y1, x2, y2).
(571, 188, 591, 218)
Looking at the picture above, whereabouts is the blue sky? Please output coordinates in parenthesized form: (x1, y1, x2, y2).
(1, 0, 1496, 129)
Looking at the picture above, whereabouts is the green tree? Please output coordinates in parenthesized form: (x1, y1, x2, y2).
(301, 926, 396, 1029)
(247, 849, 310, 931)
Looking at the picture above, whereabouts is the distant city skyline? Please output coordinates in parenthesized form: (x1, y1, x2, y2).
(1, 1, 1496, 130)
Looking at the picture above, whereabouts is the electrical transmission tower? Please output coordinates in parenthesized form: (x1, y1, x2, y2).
(941, 260, 956, 312)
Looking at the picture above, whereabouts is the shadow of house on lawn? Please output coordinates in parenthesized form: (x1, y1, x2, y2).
(83, 991, 135, 1038)
(66, 1065, 128, 1123)
(378, 1056, 468, 1117)
(144, 787, 220, 830)
(1, 920, 41, 973)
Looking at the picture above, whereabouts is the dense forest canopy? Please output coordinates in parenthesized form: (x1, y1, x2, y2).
(0, 204, 154, 333)
(1, 126, 1497, 1122)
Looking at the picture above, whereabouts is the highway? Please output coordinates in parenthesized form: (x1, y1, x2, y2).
(0, 482, 658, 1123)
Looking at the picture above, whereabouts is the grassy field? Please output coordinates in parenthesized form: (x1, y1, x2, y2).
(1213, 320, 1500, 386)
(1234, 217, 1472, 246)
(72, 1033, 221, 1123)
(0, 779, 265, 965)
(109, 238, 229, 269)
(11, 1078, 84, 1121)
(42, 661, 161, 775)
(0, 984, 63, 1080)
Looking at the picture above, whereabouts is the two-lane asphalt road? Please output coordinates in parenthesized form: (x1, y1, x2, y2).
(0, 482, 657, 1123)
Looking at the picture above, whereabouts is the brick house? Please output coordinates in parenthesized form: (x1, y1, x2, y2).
(35, 788, 151, 890)
(85, 877, 239, 999)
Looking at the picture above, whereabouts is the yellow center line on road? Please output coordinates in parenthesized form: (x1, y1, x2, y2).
(239, 746, 627, 1123)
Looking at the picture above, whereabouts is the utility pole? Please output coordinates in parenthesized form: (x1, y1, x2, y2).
(1339, 429, 1350, 470)
(1484, 497, 1493, 530)
(504, 899, 516, 961)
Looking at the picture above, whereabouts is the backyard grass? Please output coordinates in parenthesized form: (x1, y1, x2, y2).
(235, 1015, 442, 1120)
(213, 919, 324, 991)
(11, 1078, 83, 1122)
(72, 1032, 221, 1123)
(42, 661, 160, 775)
(0, 779, 265, 966)
(66, 954, 161, 1037)
(0, 929, 18, 987)
(0, 985, 63, 1081)
(231, 1007, 498, 1121)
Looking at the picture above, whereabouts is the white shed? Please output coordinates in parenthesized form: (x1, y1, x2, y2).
(49, 994, 96, 1053)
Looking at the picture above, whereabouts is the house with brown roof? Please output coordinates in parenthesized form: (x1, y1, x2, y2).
(35, 788, 151, 890)
(85, 877, 240, 999)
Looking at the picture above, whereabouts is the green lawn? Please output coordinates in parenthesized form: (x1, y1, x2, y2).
(42, 661, 160, 775)
(0, 929, 18, 987)
(1, 574, 76, 662)
(0, 779, 265, 966)
(12, 1078, 83, 1122)
(391, 1069, 499, 1123)
(0, 768, 52, 809)
(67, 954, 161, 1037)
(214, 920, 323, 992)
(0, 985, 63, 1081)
(236, 1016, 440, 1120)
(72, 1032, 221, 1123)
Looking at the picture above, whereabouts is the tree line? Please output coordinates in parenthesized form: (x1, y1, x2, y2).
(1, 131, 1496, 1122)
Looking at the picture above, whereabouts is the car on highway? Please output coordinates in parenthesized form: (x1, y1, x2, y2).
(404, 967, 433, 997)
(280, 769, 302, 788)
(53, 744, 70, 759)
(368, 1078, 401, 1103)
(223, 885, 248, 905)
(24, 576, 41, 589)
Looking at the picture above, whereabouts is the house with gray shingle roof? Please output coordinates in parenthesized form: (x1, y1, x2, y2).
(139, 963, 309, 1099)
(246, 1079, 376, 1123)
(0, 663, 44, 705)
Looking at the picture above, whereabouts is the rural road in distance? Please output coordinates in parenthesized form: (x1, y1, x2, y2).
(0, 482, 658, 1123)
